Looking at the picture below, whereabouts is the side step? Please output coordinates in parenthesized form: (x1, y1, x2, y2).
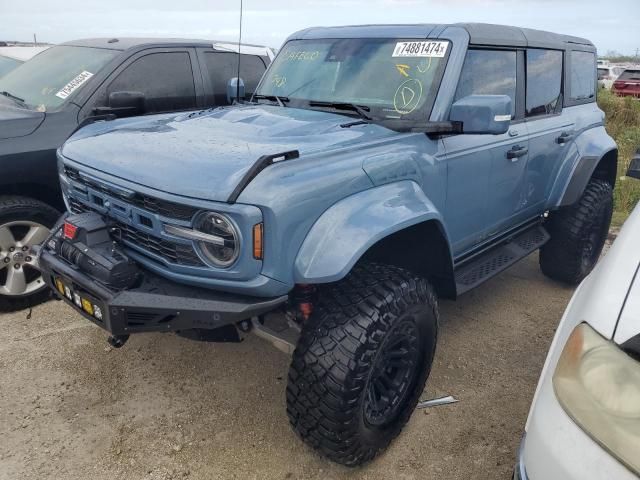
(454, 225, 549, 295)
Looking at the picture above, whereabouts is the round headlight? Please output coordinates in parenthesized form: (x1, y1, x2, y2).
(195, 212, 239, 268)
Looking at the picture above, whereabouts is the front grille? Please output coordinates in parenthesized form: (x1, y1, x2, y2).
(65, 166, 199, 221)
(68, 195, 205, 267)
(112, 221, 203, 266)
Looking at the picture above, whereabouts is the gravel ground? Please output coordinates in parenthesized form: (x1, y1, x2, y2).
(0, 253, 576, 480)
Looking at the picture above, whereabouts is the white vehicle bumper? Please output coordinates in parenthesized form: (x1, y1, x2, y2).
(517, 375, 636, 480)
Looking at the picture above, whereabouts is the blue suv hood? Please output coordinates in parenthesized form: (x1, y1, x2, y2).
(62, 104, 395, 202)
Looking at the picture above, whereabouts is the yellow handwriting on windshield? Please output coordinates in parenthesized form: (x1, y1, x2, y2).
(395, 64, 410, 77)
(272, 75, 287, 88)
(285, 51, 320, 61)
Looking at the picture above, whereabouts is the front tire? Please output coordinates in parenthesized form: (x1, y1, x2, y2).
(540, 179, 613, 285)
(0, 196, 60, 312)
(286, 263, 438, 466)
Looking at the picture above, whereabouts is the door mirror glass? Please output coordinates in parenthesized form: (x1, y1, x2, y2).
(227, 77, 245, 104)
(109, 91, 145, 112)
(93, 91, 145, 117)
(627, 149, 640, 180)
(450, 94, 512, 135)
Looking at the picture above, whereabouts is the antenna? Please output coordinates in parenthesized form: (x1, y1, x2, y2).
(236, 0, 243, 103)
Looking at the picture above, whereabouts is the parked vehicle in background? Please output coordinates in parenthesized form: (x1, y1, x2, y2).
(40, 23, 616, 466)
(0, 46, 50, 77)
(0, 55, 22, 77)
(514, 157, 640, 480)
(0, 38, 272, 311)
(613, 68, 640, 97)
(597, 65, 626, 89)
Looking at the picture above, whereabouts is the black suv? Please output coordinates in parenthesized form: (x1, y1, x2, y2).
(0, 38, 272, 310)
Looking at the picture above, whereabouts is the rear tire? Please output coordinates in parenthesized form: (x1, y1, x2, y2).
(0, 196, 60, 312)
(286, 263, 438, 466)
(539, 179, 613, 285)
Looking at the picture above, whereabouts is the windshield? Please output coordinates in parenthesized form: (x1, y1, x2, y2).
(256, 38, 450, 123)
(0, 56, 22, 78)
(597, 68, 609, 80)
(0, 45, 118, 111)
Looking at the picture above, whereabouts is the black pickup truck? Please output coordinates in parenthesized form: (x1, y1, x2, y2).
(0, 37, 272, 311)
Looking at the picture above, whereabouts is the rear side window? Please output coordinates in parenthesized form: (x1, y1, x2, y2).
(570, 51, 596, 102)
(526, 49, 562, 117)
(202, 52, 267, 106)
(108, 52, 197, 113)
(455, 49, 517, 116)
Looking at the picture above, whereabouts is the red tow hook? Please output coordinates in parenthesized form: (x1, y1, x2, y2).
(294, 284, 316, 321)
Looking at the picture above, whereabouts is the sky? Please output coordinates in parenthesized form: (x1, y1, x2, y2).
(1, 0, 639, 55)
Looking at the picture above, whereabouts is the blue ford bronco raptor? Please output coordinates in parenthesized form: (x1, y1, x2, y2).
(39, 24, 617, 465)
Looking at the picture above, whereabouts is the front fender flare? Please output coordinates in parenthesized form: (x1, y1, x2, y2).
(293, 181, 448, 283)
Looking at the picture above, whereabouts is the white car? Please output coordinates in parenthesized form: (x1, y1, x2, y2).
(598, 65, 627, 89)
(515, 160, 640, 479)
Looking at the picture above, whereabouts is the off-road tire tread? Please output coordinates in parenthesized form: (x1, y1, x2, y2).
(0, 195, 60, 312)
(539, 179, 613, 285)
(286, 262, 438, 466)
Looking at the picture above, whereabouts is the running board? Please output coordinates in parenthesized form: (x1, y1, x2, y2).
(454, 225, 549, 295)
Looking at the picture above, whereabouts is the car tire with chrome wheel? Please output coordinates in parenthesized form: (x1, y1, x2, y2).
(0, 196, 59, 312)
(286, 262, 438, 466)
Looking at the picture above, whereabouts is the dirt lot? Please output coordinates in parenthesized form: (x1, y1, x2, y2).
(0, 253, 575, 480)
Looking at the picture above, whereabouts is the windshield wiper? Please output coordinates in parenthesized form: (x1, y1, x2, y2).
(308, 101, 373, 121)
(253, 94, 290, 107)
(0, 91, 27, 107)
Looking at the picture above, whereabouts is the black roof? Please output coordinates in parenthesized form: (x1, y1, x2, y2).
(457, 23, 594, 49)
(292, 23, 595, 51)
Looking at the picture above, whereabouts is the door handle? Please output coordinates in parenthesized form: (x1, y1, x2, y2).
(507, 145, 528, 161)
(556, 132, 573, 144)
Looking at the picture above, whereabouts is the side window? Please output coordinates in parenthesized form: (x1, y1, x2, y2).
(240, 55, 268, 96)
(526, 49, 563, 117)
(454, 49, 517, 116)
(107, 52, 196, 113)
(570, 51, 596, 102)
(203, 52, 267, 106)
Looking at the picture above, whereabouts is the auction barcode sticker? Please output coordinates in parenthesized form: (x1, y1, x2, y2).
(392, 41, 448, 58)
(55, 71, 94, 100)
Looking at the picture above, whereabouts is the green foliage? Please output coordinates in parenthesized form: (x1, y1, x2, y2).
(597, 88, 640, 224)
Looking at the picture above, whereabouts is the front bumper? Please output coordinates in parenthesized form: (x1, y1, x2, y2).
(39, 248, 288, 336)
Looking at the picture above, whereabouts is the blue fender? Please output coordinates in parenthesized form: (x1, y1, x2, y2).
(293, 181, 449, 283)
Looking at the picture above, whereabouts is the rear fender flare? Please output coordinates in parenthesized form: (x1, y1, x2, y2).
(554, 126, 618, 207)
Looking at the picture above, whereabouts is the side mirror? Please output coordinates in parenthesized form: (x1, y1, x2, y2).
(93, 91, 145, 117)
(627, 149, 640, 180)
(450, 95, 512, 135)
(227, 77, 245, 104)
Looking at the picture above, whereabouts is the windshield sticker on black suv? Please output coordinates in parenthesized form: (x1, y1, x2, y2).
(55, 71, 94, 99)
(392, 41, 448, 58)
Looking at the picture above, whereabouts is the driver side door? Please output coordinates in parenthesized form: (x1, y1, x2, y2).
(443, 48, 529, 257)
